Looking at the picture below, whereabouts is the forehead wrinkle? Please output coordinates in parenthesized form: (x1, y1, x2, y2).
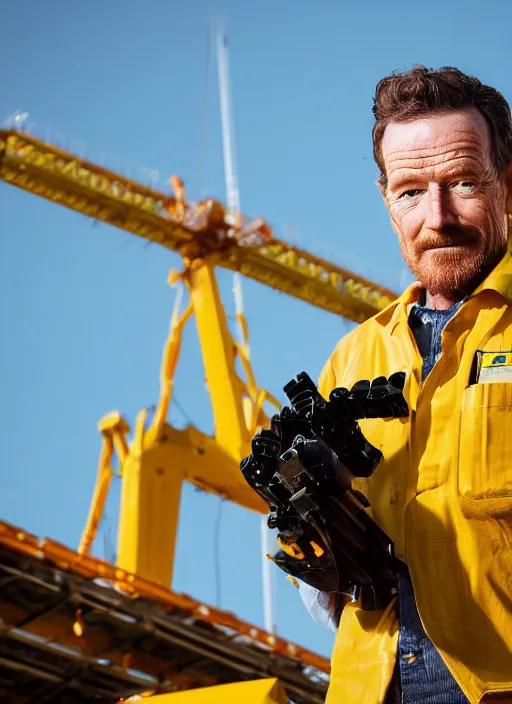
(387, 154, 489, 190)
(383, 127, 484, 153)
(386, 136, 489, 182)
(386, 133, 482, 158)
(387, 140, 484, 161)
(388, 129, 483, 149)
(383, 127, 489, 170)
(387, 151, 485, 173)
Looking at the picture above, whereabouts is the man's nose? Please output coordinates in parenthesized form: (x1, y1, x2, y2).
(424, 185, 457, 230)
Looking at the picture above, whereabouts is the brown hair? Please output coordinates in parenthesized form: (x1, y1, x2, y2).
(372, 65, 512, 187)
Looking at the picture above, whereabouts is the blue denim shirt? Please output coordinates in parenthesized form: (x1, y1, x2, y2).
(408, 298, 464, 379)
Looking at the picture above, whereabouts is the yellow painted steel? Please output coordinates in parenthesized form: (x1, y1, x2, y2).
(186, 260, 251, 460)
(78, 434, 114, 557)
(113, 257, 273, 585)
(78, 412, 130, 556)
(115, 411, 268, 585)
(148, 283, 193, 444)
(74, 252, 271, 584)
(233, 274, 281, 435)
(116, 409, 185, 586)
(0, 129, 397, 321)
(136, 678, 289, 703)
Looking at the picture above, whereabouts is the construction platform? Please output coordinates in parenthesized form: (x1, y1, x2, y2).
(0, 521, 330, 704)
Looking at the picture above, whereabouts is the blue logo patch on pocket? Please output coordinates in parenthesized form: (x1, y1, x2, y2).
(470, 350, 512, 383)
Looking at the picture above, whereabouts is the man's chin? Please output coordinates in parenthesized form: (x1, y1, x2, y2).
(413, 257, 485, 296)
(416, 279, 463, 296)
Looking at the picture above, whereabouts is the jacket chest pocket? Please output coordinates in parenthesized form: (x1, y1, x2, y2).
(459, 382, 512, 501)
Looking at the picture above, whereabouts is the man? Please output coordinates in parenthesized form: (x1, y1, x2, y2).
(313, 66, 512, 703)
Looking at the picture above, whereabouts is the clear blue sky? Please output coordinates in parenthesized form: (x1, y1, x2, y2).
(1, 0, 511, 659)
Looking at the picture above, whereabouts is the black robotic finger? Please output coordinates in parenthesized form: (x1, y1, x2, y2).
(241, 430, 287, 507)
(283, 372, 324, 420)
(348, 379, 371, 417)
(252, 429, 281, 458)
(271, 407, 314, 451)
(240, 454, 280, 507)
(365, 374, 409, 418)
(328, 374, 409, 420)
(389, 370, 406, 391)
(368, 376, 390, 399)
(387, 371, 409, 417)
(327, 386, 350, 418)
(350, 379, 371, 396)
(287, 436, 342, 485)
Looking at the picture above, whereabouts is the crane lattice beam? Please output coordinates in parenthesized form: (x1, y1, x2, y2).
(0, 129, 397, 322)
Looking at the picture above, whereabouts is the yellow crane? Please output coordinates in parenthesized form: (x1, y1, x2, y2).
(0, 125, 398, 704)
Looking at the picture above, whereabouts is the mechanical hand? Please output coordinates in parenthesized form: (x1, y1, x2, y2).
(241, 372, 409, 610)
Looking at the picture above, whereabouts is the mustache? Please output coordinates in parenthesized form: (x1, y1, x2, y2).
(420, 224, 482, 250)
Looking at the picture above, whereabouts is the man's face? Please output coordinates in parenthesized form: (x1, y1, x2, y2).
(381, 109, 510, 296)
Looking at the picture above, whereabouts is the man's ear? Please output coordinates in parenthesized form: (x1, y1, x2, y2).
(505, 163, 512, 214)
(377, 180, 400, 237)
(376, 179, 388, 207)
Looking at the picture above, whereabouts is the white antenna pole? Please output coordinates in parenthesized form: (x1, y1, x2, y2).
(261, 516, 275, 633)
(216, 19, 276, 635)
(216, 22, 241, 220)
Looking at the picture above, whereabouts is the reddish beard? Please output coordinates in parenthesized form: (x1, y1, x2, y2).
(401, 219, 508, 296)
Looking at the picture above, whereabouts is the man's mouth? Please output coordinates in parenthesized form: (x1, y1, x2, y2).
(423, 241, 475, 252)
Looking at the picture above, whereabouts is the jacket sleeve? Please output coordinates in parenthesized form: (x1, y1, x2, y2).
(318, 355, 337, 400)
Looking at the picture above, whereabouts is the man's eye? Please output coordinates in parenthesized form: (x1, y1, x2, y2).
(452, 181, 475, 194)
(398, 189, 424, 200)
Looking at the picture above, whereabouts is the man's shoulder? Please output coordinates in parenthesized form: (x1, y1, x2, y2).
(319, 299, 401, 394)
(333, 299, 399, 355)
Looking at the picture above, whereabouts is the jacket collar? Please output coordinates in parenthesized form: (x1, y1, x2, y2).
(472, 229, 512, 304)
(379, 283, 421, 336)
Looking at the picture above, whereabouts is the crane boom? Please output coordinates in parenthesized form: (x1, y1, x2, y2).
(0, 129, 397, 322)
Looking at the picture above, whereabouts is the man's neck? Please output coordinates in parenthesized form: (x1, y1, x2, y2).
(424, 290, 464, 311)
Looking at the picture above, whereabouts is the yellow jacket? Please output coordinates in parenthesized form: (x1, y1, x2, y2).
(320, 242, 512, 704)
